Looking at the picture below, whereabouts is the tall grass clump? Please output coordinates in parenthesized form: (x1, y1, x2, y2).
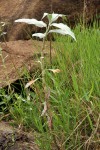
(47, 23, 100, 149)
(0, 15, 99, 150)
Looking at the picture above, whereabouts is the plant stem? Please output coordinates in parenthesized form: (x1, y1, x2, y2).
(41, 37, 45, 90)
(41, 24, 50, 92)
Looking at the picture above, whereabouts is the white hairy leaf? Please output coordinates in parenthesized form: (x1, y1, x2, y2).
(51, 23, 71, 32)
(15, 18, 47, 28)
(32, 33, 46, 39)
(49, 29, 76, 40)
(42, 13, 65, 23)
(50, 23, 76, 40)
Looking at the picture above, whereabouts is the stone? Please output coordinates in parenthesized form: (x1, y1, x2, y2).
(0, 0, 99, 41)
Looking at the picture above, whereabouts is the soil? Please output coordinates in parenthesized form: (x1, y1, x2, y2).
(0, 40, 51, 88)
(0, 121, 39, 150)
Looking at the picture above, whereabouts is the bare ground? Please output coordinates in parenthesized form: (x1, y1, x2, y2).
(0, 40, 51, 88)
(0, 121, 39, 150)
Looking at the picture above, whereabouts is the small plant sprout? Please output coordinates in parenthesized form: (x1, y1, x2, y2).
(0, 22, 6, 37)
(15, 12, 76, 84)
(15, 12, 76, 129)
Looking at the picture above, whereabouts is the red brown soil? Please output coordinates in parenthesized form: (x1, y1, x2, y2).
(0, 40, 51, 88)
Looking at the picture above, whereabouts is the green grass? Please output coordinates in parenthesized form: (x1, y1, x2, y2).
(0, 23, 100, 150)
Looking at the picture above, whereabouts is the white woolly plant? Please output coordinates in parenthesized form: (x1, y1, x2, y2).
(15, 13, 76, 128)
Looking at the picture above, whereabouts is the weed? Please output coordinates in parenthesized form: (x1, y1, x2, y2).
(15, 13, 76, 131)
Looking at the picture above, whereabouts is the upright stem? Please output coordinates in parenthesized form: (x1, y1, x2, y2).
(40, 24, 50, 92)
(41, 37, 46, 91)
(41, 35, 48, 119)
(40, 24, 52, 130)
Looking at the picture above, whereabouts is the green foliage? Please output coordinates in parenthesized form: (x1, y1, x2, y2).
(0, 23, 100, 149)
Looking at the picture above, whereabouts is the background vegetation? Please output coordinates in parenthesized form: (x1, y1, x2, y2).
(0, 22, 100, 150)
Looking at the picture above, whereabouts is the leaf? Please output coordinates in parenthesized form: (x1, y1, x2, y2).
(49, 29, 76, 40)
(50, 23, 76, 40)
(15, 18, 47, 28)
(48, 69, 61, 74)
(50, 13, 65, 23)
(51, 23, 71, 32)
(42, 13, 65, 23)
(25, 78, 39, 88)
(42, 13, 48, 20)
(32, 33, 46, 39)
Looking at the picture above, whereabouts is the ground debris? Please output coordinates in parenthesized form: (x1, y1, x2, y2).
(0, 121, 39, 150)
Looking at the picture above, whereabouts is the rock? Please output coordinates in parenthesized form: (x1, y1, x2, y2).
(0, 0, 99, 41)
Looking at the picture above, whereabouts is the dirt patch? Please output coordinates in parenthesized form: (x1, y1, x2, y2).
(0, 40, 52, 88)
(0, 121, 39, 150)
